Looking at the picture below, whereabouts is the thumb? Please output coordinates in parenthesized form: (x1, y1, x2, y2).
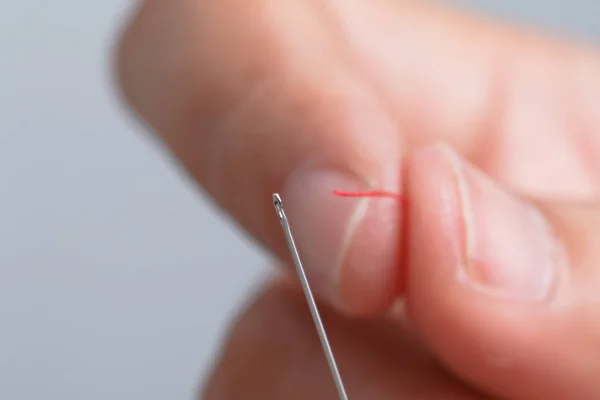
(405, 143, 600, 400)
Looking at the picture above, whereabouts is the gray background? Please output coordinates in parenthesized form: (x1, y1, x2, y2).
(0, 1, 597, 399)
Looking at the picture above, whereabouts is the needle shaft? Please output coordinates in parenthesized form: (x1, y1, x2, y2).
(272, 193, 349, 400)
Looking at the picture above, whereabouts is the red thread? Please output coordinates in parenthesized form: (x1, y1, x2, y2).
(333, 190, 405, 202)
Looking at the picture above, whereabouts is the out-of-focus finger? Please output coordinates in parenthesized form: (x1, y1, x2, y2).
(201, 278, 490, 400)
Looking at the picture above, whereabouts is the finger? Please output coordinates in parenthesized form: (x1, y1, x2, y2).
(117, 0, 404, 314)
(405, 143, 600, 400)
(201, 277, 491, 400)
(116, 0, 600, 315)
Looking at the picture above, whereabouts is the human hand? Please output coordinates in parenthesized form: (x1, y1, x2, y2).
(116, 0, 600, 398)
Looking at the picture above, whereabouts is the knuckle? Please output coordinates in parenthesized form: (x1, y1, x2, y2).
(113, 0, 297, 140)
(114, 0, 156, 112)
(114, 0, 192, 131)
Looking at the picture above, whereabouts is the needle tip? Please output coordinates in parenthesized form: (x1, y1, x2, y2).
(273, 193, 284, 220)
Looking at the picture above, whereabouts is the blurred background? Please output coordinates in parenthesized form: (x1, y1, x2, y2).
(0, 1, 598, 399)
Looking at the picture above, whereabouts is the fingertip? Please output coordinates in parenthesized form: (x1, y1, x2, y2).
(403, 143, 530, 395)
(404, 142, 471, 336)
(405, 143, 466, 292)
(337, 191, 404, 315)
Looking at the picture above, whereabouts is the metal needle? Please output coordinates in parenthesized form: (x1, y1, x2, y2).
(272, 193, 349, 400)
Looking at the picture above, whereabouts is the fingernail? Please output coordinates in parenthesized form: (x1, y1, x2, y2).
(281, 168, 369, 307)
(439, 145, 560, 301)
(281, 166, 398, 310)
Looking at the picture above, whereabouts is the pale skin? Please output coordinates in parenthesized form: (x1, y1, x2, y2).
(116, 0, 600, 399)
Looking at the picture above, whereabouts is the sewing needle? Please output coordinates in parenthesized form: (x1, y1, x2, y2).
(272, 193, 349, 400)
